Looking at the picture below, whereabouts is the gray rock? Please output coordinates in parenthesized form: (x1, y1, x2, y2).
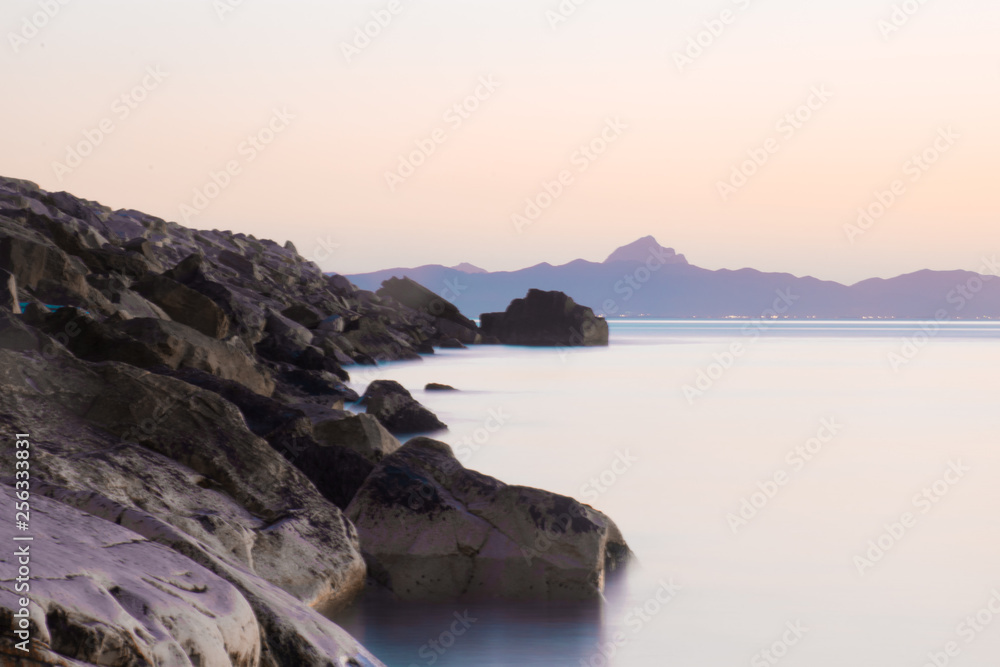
(361, 380, 446, 434)
(282, 303, 323, 329)
(133, 273, 231, 339)
(347, 438, 630, 601)
(0, 485, 262, 667)
(0, 267, 20, 314)
(314, 413, 402, 463)
(0, 342, 383, 666)
(480, 289, 609, 346)
(377, 276, 480, 344)
(425, 383, 458, 392)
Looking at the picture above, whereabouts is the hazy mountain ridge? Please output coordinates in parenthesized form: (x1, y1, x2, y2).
(346, 238, 1000, 320)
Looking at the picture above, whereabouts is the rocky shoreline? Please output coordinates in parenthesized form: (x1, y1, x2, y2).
(0, 176, 626, 667)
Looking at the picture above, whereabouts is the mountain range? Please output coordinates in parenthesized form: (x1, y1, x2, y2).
(345, 237, 1000, 320)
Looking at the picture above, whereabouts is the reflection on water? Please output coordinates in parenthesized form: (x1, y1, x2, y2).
(330, 569, 635, 666)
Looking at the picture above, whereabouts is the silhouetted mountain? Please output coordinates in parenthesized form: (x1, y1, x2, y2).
(346, 238, 1000, 320)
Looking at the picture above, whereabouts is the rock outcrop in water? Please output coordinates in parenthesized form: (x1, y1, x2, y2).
(347, 438, 630, 601)
(0, 175, 628, 666)
(480, 289, 610, 346)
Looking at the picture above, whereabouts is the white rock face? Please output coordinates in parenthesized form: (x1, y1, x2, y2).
(0, 485, 260, 666)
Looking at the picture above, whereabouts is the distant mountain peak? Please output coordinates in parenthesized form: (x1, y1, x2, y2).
(604, 236, 687, 265)
(451, 262, 487, 274)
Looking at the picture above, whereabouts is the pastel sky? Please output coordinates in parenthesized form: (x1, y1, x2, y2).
(3, 0, 998, 282)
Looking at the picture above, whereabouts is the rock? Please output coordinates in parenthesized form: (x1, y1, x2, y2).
(41, 309, 275, 396)
(438, 337, 466, 349)
(133, 273, 231, 339)
(0, 485, 262, 667)
(0, 267, 20, 314)
(277, 368, 358, 404)
(377, 276, 479, 344)
(282, 303, 323, 329)
(425, 383, 457, 392)
(219, 249, 262, 280)
(265, 416, 375, 511)
(284, 240, 298, 254)
(154, 367, 372, 511)
(317, 314, 346, 333)
(0, 343, 383, 666)
(361, 380, 447, 434)
(346, 438, 630, 601)
(480, 289, 609, 346)
(314, 413, 402, 464)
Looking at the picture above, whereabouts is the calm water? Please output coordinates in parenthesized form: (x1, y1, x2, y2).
(332, 321, 1000, 667)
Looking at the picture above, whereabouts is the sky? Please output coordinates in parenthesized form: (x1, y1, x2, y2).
(2, 0, 998, 283)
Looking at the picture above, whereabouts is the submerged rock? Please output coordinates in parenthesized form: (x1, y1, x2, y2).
(480, 289, 609, 347)
(347, 438, 630, 601)
(425, 383, 458, 392)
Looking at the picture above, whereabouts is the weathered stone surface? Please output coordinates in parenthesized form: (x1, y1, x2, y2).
(314, 413, 402, 464)
(1, 267, 20, 314)
(361, 380, 446, 434)
(41, 309, 275, 397)
(347, 438, 630, 601)
(377, 276, 480, 344)
(0, 342, 383, 666)
(282, 303, 323, 329)
(133, 273, 231, 339)
(480, 289, 609, 346)
(0, 485, 261, 667)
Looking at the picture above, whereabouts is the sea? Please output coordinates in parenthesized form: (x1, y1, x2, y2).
(330, 320, 1000, 667)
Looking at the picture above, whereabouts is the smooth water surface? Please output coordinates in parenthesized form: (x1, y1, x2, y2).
(332, 321, 1000, 667)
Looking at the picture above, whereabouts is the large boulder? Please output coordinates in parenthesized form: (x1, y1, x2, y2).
(480, 289, 609, 346)
(314, 413, 402, 464)
(42, 310, 275, 396)
(0, 485, 261, 667)
(377, 276, 480, 344)
(361, 380, 446, 434)
(346, 438, 630, 601)
(133, 273, 231, 339)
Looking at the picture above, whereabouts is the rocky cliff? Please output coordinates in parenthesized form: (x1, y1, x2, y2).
(0, 176, 628, 666)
